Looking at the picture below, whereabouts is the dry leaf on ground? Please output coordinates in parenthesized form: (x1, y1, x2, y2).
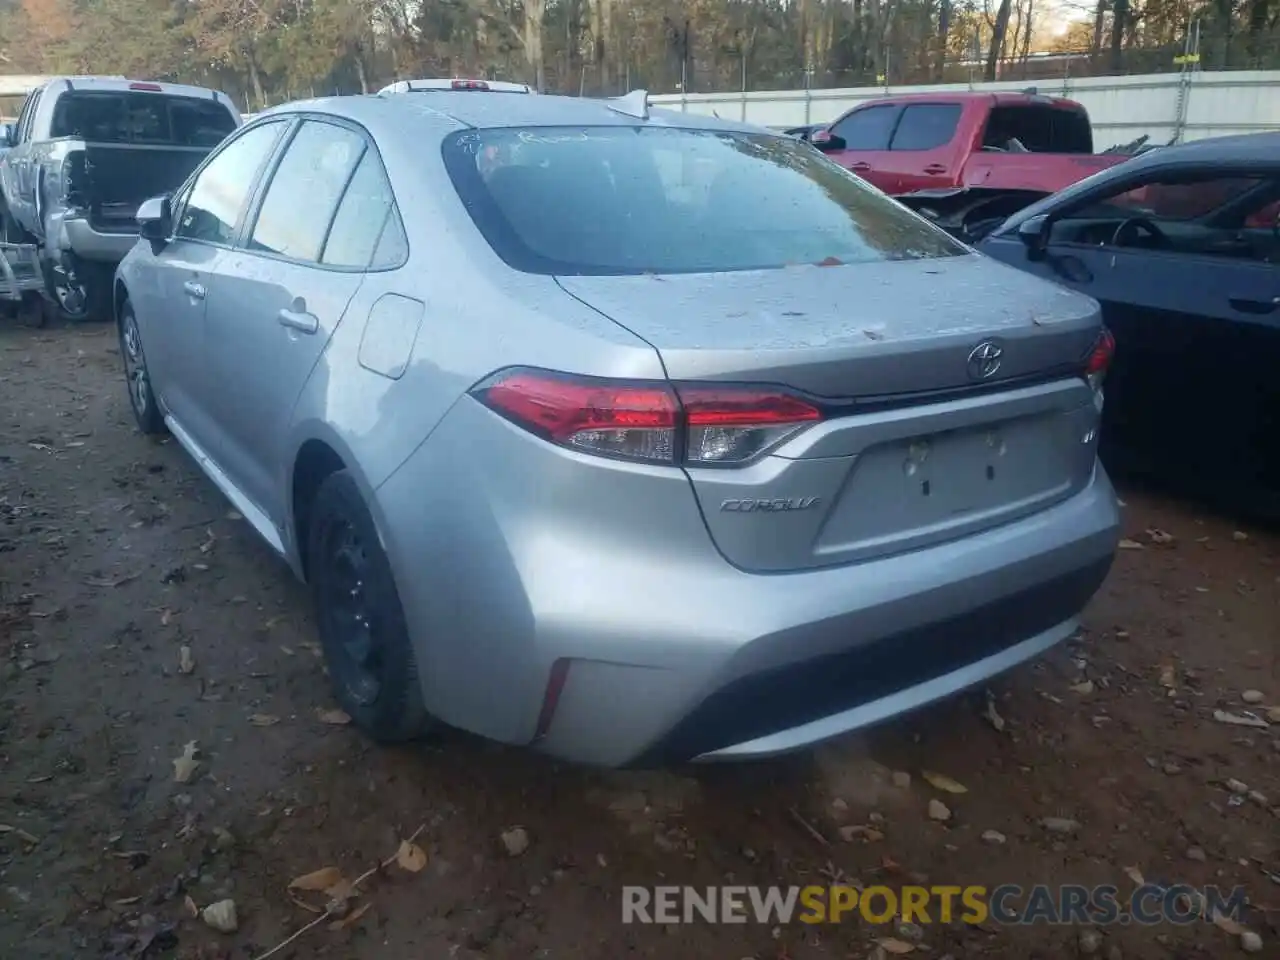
(329, 901, 372, 931)
(316, 708, 352, 726)
(172, 741, 199, 783)
(325, 878, 357, 916)
(395, 840, 428, 872)
(183, 895, 198, 918)
(288, 895, 324, 914)
(178, 646, 195, 675)
(1213, 709, 1269, 729)
(922, 771, 968, 794)
(876, 938, 917, 954)
(288, 866, 343, 892)
(248, 714, 280, 727)
(0, 824, 40, 844)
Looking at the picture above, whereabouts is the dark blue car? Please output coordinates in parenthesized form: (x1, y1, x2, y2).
(977, 133, 1280, 516)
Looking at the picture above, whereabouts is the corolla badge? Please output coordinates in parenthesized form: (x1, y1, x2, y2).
(966, 339, 1004, 381)
(721, 497, 820, 513)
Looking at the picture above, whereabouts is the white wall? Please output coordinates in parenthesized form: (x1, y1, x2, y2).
(649, 70, 1280, 149)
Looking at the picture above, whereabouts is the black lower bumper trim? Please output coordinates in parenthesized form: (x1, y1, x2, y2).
(635, 555, 1113, 766)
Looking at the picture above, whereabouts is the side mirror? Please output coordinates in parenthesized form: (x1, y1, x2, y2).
(1017, 214, 1050, 260)
(810, 131, 847, 153)
(0, 123, 14, 148)
(137, 194, 171, 244)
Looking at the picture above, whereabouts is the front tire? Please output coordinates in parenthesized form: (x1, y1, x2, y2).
(307, 470, 430, 743)
(117, 299, 164, 435)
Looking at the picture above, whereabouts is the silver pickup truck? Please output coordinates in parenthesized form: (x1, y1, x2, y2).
(0, 77, 240, 321)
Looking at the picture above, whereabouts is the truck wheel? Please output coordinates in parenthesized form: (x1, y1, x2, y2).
(44, 254, 111, 323)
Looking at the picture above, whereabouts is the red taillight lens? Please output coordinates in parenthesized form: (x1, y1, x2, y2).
(471, 368, 823, 466)
(679, 385, 821, 464)
(474, 369, 678, 463)
(452, 79, 490, 90)
(1085, 328, 1114, 378)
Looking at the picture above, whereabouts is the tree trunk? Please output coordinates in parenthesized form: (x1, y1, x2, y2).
(933, 0, 950, 82)
(1109, 0, 1127, 72)
(522, 0, 546, 92)
(984, 0, 1013, 81)
(354, 51, 369, 94)
(1090, 0, 1106, 63)
(247, 52, 265, 110)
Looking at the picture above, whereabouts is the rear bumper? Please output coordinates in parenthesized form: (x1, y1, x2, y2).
(375, 398, 1120, 768)
(60, 218, 136, 262)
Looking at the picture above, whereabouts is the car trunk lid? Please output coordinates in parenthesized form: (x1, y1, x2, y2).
(557, 253, 1106, 573)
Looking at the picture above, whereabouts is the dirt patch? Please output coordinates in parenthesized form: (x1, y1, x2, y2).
(1, 323, 1277, 959)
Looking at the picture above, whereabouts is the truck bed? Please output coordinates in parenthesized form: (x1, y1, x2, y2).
(81, 144, 209, 232)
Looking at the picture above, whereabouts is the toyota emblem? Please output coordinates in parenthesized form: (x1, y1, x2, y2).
(966, 340, 1004, 381)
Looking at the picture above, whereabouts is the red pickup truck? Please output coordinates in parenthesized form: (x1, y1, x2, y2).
(810, 91, 1137, 237)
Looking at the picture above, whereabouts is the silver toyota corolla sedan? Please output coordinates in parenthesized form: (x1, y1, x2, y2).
(113, 90, 1121, 766)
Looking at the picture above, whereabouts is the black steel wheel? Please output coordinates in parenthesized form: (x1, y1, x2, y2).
(307, 470, 429, 742)
(118, 300, 164, 434)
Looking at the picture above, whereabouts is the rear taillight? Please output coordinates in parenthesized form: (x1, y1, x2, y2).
(61, 153, 87, 208)
(680, 385, 822, 464)
(810, 128, 832, 144)
(471, 368, 822, 467)
(1084, 328, 1115, 408)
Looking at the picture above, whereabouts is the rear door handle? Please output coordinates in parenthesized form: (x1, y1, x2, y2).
(278, 306, 319, 334)
(1228, 296, 1279, 315)
(923, 163, 947, 174)
(182, 280, 205, 300)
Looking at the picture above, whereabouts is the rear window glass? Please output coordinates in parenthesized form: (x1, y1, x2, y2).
(442, 126, 966, 276)
(983, 105, 1092, 154)
(50, 92, 237, 147)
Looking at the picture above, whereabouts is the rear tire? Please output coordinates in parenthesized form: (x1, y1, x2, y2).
(44, 253, 112, 322)
(307, 470, 430, 743)
(117, 299, 164, 435)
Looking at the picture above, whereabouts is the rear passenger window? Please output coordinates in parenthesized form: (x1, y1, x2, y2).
(829, 105, 898, 150)
(321, 150, 407, 269)
(890, 104, 960, 151)
(249, 120, 365, 263)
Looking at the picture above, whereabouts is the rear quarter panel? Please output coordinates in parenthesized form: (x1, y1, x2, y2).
(281, 119, 666, 564)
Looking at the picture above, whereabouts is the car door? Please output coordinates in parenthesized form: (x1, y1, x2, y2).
(135, 119, 290, 453)
(886, 102, 963, 194)
(3, 88, 40, 233)
(987, 170, 1280, 489)
(199, 117, 374, 523)
(823, 103, 901, 192)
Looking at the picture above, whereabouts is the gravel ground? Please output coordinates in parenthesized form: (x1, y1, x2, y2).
(1, 321, 1277, 960)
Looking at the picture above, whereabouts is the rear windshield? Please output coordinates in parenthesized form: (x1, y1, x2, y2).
(50, 92, 237, 147)
(442, 126, 966, 275)
(982, 105, 1092, 154)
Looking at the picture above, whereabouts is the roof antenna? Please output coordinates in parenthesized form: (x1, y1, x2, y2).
(607, 88, 650, 121)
